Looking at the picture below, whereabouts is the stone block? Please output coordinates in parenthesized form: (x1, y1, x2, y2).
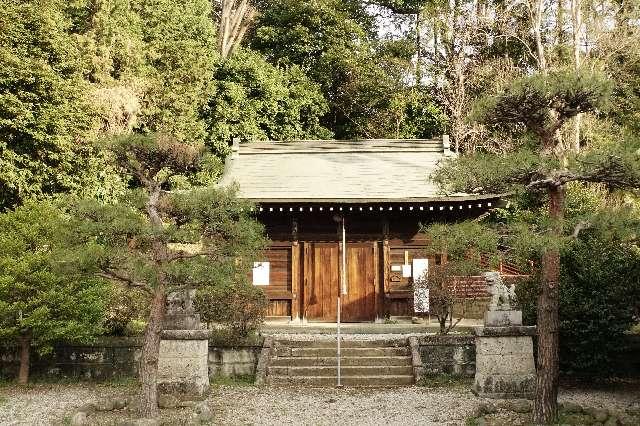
(476, 336, 533, 356)
(473, 326, 537, 337)
(159, 340, 207, 358)
(475, 354, 535, 375)
(484, 310, 522, 327)
(473, 333, 536, 399)
(158, 338, 209, 396)
(163, 313, 201, 330)
(473, 373, 536, 399)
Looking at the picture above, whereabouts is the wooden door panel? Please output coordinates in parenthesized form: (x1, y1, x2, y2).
(304, 243, 339, 321)
(343, 244, 375, 321)
(304, 242, 377, 322)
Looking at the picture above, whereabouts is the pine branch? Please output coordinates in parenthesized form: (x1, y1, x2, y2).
(97, 269, 152, 295)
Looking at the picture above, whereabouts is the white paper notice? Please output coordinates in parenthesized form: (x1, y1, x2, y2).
(252, 261, 269, 286)
(402, 264, 412, 278)
(414, 288, 430, 312)
(391, 265, 402, 272)
(412, 258, 429, 283)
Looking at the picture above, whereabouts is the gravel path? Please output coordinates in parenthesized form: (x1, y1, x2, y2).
(208, 385, 478, 426)
(0, 383, 135, 425)
(0, 382, 638, 425)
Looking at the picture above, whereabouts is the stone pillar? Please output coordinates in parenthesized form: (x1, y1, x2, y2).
(472, 271, 536, 399)
(472, 325, 536, 399)
(158, 290, 210, 397)
(158, 329, 210, 396)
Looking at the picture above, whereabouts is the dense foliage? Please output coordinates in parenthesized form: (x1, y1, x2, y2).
(196, 284, 268, 339)
(251, 0, 445, 138)
(205, 48, 331, 154)
(517, 230, 640, 377)
(0, 1, 99, 209)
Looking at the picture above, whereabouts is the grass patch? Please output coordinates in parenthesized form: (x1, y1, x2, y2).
(0, 395, 7, 407)
(464, 417, 481, 426)
(100, 376, 138, 387)
(417, 372, 473, 388)
(629, 323, 640, 335)
(210, 374, 255, 386)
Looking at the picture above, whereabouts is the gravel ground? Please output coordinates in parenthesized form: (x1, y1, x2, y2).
(0, 382, 638, 425)
(209, 385, 478, 425)
(0, 383, 135, 425)
(264, 333, 427, 341)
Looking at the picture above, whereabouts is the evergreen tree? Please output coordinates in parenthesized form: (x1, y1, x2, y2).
(0, 1, 103, 209)
(0, 201, 108, 384)
(67, 133, 265, 418)
(434, 69, 640, 423)
(205, 48, 332, 154)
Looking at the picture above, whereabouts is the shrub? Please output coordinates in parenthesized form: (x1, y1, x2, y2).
(103, 286, 149, 336)
(516, 231, 640, 377)
(196, 284, 268, 339)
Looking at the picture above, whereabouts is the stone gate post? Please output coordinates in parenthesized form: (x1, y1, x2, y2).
(157, 290, 210, 396)
(472, 272, 536, 399)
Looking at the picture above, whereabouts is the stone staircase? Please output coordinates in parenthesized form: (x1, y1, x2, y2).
(266, 338, 415, 386)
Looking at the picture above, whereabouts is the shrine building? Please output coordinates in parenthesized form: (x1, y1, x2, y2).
(218, 137, 502, 323)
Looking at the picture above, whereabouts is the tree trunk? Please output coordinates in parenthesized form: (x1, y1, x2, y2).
(218, 0, 255, 59)
(17, 333, 31, 385)
(416, 10, 422, 84)
(531, 0, 548, 72)
(139, 287, 166, 418)
(571, 0, 582, 152)
(533, 185, 564, 424)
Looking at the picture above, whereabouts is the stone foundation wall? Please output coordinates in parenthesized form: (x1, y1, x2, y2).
(0, 337, 263, 381)
(0, 337, 142, 381)
(209, 347, 262, 377)
(417, 335, 476, 377)
(3, 334, 639, 382)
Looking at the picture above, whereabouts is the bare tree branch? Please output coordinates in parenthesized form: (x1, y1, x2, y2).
(571, 220, 591, 239)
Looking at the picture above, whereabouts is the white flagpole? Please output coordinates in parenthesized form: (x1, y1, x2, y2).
(337, 217, 347, 388)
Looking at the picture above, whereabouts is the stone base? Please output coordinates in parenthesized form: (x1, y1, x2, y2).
(163, 313, 202, 330)
(484, 310, 522, 327)
(158, 331, 209, 396)
(473, 332, 536, 399)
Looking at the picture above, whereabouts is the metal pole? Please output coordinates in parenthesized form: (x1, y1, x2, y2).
(341, 218, 347, 295)
(337, 217, 347, 388)
(337, 296, 341, 387)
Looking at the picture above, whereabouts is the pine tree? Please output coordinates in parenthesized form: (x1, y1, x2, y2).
(66, 133, 265, 418)
(0, 202, 108, 384)
(433, 69, 640, 423)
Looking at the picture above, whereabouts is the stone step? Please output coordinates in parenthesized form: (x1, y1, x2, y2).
(273, 339, 407, 348)
(273, 346, 410, 358)
(270, 355, 412, 367)
(267, 375, 415, 386)
(268, 365, 414, 377)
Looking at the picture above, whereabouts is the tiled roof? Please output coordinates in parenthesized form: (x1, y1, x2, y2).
(218, 138, 494, 203)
